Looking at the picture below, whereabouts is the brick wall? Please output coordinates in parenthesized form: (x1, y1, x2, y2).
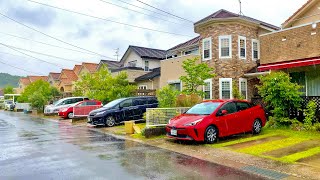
(196, 22, 260, 99)
(260, 24, 320, 65)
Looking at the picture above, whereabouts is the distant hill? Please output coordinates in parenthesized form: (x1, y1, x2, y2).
(0, 73, 23, 88)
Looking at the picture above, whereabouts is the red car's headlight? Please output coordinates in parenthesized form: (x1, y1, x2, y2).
(184, 118, 203, 126)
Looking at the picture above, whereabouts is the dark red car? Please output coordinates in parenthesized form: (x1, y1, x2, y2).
(166, 99, 267, 144)
(58, 100, 102, 119)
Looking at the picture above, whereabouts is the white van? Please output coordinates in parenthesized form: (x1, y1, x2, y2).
(44, 97, 89, 115)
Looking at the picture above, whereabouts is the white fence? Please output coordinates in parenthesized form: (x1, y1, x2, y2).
(15, 103, 31, 111)
(146, 107, 190, 128)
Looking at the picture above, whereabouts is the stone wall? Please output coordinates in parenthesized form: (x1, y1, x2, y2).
(196, 22, 260, 99)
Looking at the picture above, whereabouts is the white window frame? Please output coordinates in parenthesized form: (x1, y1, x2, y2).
(168, 80, 182, 91)
(202, 37, 212, 61)
(238, 36, 246, 60)
(239, 78, 248, 100)
(138, 85, 147, 90)
(219, 78, 233, 99)
(219, 35, 232, 59)
(252, 39, 260, 61)
(203, 79, 212, 100)
(144, 60, 149, 71)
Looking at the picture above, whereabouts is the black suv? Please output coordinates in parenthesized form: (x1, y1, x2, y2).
(87, 96, 158, 127)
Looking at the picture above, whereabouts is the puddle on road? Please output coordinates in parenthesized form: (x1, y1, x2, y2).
(298, 153, 320, 167)
(227, 135, 287, 149)
(264, 140, 320, 158)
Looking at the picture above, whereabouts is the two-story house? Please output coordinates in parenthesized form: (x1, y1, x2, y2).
(17, 76, 48, 93)
(161, 9, 279, 100)
(47, 72, 61, 88)
(112, 45, 166, 90)
(259, 0, 320, 96)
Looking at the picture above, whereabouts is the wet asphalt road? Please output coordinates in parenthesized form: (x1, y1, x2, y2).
(0, 111, 266, 180)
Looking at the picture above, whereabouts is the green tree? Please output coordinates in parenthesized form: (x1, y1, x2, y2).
(19, 80, 60, 110)
(232, 81, 245, 100)
(257, 72, 302, 123)
(179, 57, 215, 97)
(74, 65, 136, 103)
(156, 85, 179, 108)
(3, 85, 14, 94)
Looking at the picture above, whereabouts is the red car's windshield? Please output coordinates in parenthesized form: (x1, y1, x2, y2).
(185, 102, 221, 115)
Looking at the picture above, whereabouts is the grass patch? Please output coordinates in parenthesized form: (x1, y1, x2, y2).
(208, 127, 320, 163)
(279, 146, 320, 163)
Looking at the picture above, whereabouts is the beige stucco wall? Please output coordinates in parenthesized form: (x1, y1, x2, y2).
(137, 77, 160, 90)
(160, 55, 200, 88)
(291, 1, 320, 27)
(112, 69, 148, 83)
(123, 51, 160, 70)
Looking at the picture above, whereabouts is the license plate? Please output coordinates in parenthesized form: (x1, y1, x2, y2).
(87, 117, 91, 122)
(171, 129, 177, 136)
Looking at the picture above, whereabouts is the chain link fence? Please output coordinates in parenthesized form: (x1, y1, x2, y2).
(146, 107, 190, 128)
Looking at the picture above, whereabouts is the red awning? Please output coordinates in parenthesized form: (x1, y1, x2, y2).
(258, 57, 320, 72)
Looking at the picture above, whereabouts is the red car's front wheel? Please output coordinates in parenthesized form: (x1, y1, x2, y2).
(205, 126, 218, 144)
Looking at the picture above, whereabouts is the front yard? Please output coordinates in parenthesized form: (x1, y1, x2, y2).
(208, 127, 320, 164)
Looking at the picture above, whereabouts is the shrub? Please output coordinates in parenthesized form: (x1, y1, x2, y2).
(176, 94, 202, 107)
(257, 72, 302, 125)
(232, 81, 245, 100)
(156, 86, 179, 108)
(303, 100, 317, 130)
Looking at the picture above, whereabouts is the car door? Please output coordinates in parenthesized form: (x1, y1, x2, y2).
(216, 102, 239, 136)
(119, 99, 134, 121)
(132, 98, 145, 120)
(236, 101, 254, 132)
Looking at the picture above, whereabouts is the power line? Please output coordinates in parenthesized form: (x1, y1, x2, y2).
(0, 42, 64, 68)
(0, 43, 83, 63)
(0, 31, 97, 55)
(0, 58, 44, 75)
(115, 0, 171, 18)
(0, 11, 116, 60)
(98, 0, 183, 25)
(24, 0, 193, 37)
(135, 0, 194, 23)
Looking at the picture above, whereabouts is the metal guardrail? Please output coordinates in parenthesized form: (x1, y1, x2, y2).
(73, 105, 102, 117)
(146, 107, 190, 128)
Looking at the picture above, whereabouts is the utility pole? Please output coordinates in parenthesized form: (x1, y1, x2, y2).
(238, 0, 244, 16)
(114, 48, 119, 61)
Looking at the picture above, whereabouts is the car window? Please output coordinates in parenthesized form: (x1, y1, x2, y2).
(236, 102, 250, 111)
(133, 99, 144, 106)
(120, 99, 133, 108)
(220, 102, 237, 114)
(79, 102, 87, 106)
(185, 102, 221, 115)
(84, 97, 89, 100)
(86, 101, 97, 106)
(147, 98, 157, 104)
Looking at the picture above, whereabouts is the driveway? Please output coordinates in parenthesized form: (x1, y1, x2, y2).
(0, 111, 265, 180)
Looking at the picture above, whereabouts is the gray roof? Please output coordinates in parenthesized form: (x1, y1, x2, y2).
(99, 60, 122, 69)
(135, 68, 160, 81)
(168, 36, 200, 51)
(123, 45, 166, 61)
(195, 9, 280, 30)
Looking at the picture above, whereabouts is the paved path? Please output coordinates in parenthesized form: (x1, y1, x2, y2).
(0, 111, 265, 180)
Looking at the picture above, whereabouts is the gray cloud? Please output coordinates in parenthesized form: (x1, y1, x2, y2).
(8, 6, 56, 28)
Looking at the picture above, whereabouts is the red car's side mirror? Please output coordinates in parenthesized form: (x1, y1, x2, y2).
(221, 110, 228, 115)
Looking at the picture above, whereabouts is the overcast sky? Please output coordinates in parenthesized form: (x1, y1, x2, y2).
(0, 0, 307, 76)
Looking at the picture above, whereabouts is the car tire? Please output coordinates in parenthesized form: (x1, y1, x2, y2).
(252, 119, 262, 134)
(67, 112, 74, 119)
(204, 126, 218, 144)
(106, 116, 116, 127)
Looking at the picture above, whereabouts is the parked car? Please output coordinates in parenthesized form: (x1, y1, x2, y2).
(44, 97, 89, 115)
(166, 99, 267, 144)
(4, 100, 14, 111)
(87, 96, 158, 127)
(58, 100, 102, 119)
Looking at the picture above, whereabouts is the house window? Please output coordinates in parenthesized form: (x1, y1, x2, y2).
(238, 36, 246, 59)
(239, 78, 247, 100)
(138, 85, 147, 90)
(219, 78, 232, 99)
(185, 48, 199, 55)
(202, 37, 212, 61)
(144, 60, 149, 71)
(203, 79, 212, 100)
(128, 60, 137, 67)
(252, 39, 259, 60)
(169, 81, 181, 91)
(219, 35, 232, 58)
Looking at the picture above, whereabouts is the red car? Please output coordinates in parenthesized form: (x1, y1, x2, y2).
(58, 100, 102, 119)
(166, 99, 267, 144)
